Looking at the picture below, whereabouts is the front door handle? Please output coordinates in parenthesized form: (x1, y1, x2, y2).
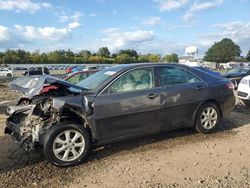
(196, 85, 206, 91)
(147, 93, 158, 99)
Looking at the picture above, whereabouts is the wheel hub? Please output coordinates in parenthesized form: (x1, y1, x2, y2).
(200, 107, 218, 129)
(52, 130, 85, 162)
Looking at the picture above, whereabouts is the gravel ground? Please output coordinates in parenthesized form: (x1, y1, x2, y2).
(0, 84, 250, 188)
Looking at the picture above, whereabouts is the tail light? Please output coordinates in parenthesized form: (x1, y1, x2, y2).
(226, 82, 235, 90)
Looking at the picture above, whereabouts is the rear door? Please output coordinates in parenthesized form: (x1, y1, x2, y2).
(93, 67, 163, 142)
(154, 65, 208, 130)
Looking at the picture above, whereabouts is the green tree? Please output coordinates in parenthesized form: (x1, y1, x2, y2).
(0, 52, 4, 64)
(138, 54, 150, 62)
(118, 49, 138, 58)
(2, 50, 19, 64)
(116, 54, 137, 64)
(16, 49, 31, 64)
(97, 47, 110, 58)
(204, 38, 241, 63)
(164, 53, 179, 63)
(30, 52, 41, 64)
(79, 50, 91, 58)
(246, 50, 250, 61)
(148, 54, 161, 62)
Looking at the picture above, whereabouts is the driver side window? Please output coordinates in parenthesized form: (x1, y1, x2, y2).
(110, 68, 153, 93)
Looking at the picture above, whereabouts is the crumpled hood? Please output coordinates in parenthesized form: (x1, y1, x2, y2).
(9, 75, 86, 99)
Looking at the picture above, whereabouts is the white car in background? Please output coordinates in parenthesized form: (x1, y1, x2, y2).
(0, 67, 13, 78)
(238, 75, 250, 106)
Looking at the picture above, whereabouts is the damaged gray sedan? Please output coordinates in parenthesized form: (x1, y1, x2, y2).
(5, 63, 235, 167)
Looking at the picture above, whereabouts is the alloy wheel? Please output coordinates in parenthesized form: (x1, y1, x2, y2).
(200, 107, 218, 129)
(53, 130, 85, 162)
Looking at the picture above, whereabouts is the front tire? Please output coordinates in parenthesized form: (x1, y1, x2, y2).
(195, 102, 221, 134)
(43, 122, 92, 167)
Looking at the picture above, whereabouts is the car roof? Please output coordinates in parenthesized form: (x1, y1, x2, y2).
(112, 63, 190, 70)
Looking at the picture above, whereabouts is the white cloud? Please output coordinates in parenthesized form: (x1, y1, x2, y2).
(0, 25, 27, 49)
(183, 0, 224, 21)
(59, 11, 83, 22)
(41, 2, 52, 8)
(142, 17, 162, 26)
(157, 0, 188, 12)
(0, 26, 11, 42)
(101, 29, 155, 50)
(71, 11, 83, 21)
(68, 22, 81, 29)
(199, 21, 250, 55)
(59, 15, 70, 22)
(0, 0, 52, 13)
(201, 21, 250, 42)
(14, 25, 73, 41)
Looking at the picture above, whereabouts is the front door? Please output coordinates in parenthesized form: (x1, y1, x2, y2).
(93, 67, 163, 142)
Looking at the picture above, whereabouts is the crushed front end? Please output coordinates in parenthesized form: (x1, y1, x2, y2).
(5, 99, 58, 151)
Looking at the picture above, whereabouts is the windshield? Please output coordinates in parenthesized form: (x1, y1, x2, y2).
(76, 65, 125, 90)
(228, 67, 250, 74)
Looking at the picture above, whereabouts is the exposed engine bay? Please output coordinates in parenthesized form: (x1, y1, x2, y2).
(5, 75, 92, 151)
(5, 98, 58, 151)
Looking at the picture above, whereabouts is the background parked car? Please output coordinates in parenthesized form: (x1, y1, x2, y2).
(13, 67, 28, 71)
(222, 67, 250, 88)
(23, 67, 49, 76)
(237, 75, 250, 106)
(194, 66, 221, 77)
(66, 66, 76, 74)
(0, 67, 13, 78)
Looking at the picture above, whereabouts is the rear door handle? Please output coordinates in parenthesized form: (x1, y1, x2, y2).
(147, 93, 159, 99)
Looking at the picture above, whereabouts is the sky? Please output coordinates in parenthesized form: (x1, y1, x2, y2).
(0, 0, 249, 57)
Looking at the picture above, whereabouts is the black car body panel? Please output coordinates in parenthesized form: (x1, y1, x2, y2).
(5, 63, 235, 149)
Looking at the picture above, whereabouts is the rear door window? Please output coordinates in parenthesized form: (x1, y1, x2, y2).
(186, 71, 202, 83)
(155, 66, 202, 87)
(155, 66, 187, 86)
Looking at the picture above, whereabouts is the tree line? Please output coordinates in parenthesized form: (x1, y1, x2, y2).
(0, 38, 249, 65)
(0, 48, 179, 65)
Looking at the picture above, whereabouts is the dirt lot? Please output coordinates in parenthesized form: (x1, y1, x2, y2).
(1, 83, 250, 188)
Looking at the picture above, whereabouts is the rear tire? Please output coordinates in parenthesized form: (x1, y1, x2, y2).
(195, 102, 221, 134)
(43, 121, 92, 167)
(7, 73, 12, 78)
